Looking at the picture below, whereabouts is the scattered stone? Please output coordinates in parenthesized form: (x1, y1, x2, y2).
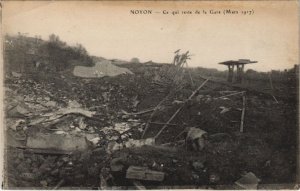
(114, 122, 131, 134)
(40, 180, 48, 187)
(78, 117, 87, 130)
(107, 138, 155, 153)
(7, 104, 30, 117)
(186, 127, 207, 151)
(88, 126, 95, 133)
(26, 133, 89, 152)
(192, 172, 200, 182)
(192, 161, 204, 171)
(44, 100, 57, 107)
(44, 97, 50, 101)
(54, 130, 67, 135)
(68, 100, 82, 108)
(124, 138, 155, 148)
(122, 115, 130, 120)
(86, 134, 101, 146)
(7, 119, 25, 131)
(12, 131, 27, 141)
(235, 172, 260, 189)
(110, 157, 125, 172)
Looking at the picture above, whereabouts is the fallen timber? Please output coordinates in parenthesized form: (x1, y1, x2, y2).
(154, 79, 209, 139)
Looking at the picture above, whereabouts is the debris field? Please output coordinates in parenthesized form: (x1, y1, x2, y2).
(4, 62, 298, 189)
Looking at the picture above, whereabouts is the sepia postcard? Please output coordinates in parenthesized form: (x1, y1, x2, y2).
(1, 0, 299, 190)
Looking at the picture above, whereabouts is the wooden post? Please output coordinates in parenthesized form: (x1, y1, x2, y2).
(241, 64, 245, 82)
(240, 94, 246, 133)
(269, 72, 278, 103)
(236, 64, 239, 83)
(236, 64, 243, 83)
(228, 65, 234, 82)
(227, 65, 231, 82)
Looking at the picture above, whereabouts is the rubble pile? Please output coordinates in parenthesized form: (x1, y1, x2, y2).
(4, 63, 297, 189)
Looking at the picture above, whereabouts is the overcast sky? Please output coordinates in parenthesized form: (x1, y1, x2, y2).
(3, 1, 299, 71)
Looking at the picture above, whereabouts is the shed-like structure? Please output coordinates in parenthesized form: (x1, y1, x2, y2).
(219, 59, 257, 83)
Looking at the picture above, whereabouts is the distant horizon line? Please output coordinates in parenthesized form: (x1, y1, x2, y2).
(101, 57, 297, 73)
(5, 32, 298, 73)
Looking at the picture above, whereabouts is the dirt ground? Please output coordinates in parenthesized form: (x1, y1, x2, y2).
(3, 63, 298, 189)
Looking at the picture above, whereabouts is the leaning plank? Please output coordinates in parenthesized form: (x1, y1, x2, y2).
(269, 73, 279, 103)
(215, 91, 246, 99)
(272, 95, 279, 103)
(240, 94, 246, 133)
(35, 108, 96, 125)
(52, 179, 65, 190)
(132, 180, 146, 190)
(142, 83, 187, 139)
(141, 92, 173, 138)
(269, 72, 274, 90)
(52, 107, 95, 118)
(126, 166, 164, 182)
(154, 79, 209, 139)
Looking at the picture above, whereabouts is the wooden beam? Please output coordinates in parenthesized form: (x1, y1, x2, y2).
(141, 92, 172, 138)
(126, 166, 164, 182)
(215, 91, 246, 99)
(154, 79, 209, 139)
